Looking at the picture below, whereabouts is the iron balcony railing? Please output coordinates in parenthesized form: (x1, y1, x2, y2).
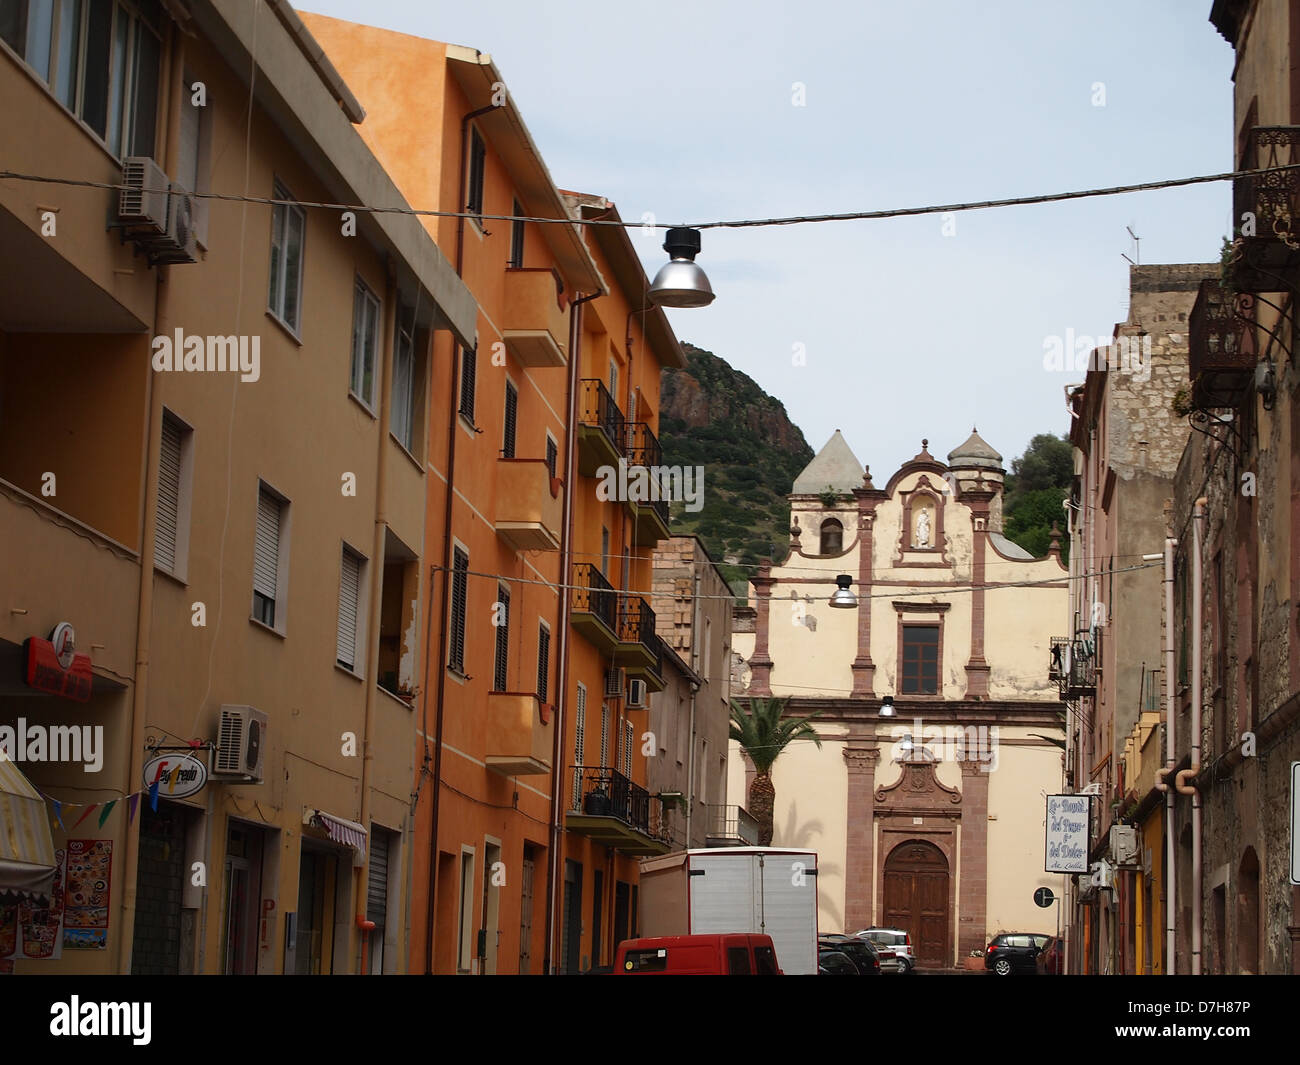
(703, 803, 759, 846)
(619, 595, 664, 681)
(572, 563, 617, 634)
(1234, 126, 1300, 254)
(1051, 634, 1098, 700)
(570, 766, 671, 843)
(579, 379, 625, 456)
(625, 422, 669, 526)
(1188, 279, 1257, 407)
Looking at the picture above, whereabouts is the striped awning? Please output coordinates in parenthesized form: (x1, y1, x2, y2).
(307, 810, 367, 855)
(0, 758, 57, 903)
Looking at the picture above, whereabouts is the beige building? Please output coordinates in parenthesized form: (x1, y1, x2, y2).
(729, 430, 1068, 967)
(0, 0, 474, 973)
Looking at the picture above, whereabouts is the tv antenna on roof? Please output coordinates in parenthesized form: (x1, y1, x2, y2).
(1121, 225, 1141, 266)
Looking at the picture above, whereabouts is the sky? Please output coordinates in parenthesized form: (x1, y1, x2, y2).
(304, 0, 1235, 478)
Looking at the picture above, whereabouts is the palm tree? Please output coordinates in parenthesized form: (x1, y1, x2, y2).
(729, 695, 822, 846)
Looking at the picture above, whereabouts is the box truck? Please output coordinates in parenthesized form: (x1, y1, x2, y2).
(637, 847, 818, 975)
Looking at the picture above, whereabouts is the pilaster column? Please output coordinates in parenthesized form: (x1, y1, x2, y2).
(749, 562, 774, 695)
(843, 744, 881, 930)
(957, 759, 990, 958)
(964, 485, 993, 698)
(852, 471, 887, 696)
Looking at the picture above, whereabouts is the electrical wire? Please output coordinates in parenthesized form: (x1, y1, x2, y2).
(2, 161, 1296, 230)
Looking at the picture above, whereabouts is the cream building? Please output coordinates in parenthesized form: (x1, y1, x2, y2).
(729, 430, 1069, 968)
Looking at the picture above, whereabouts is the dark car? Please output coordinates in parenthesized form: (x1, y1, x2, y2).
(1035, 935, 1064, 975)
(984, 932, 1051, 975)
(819, 933, 882, 975)
(818, 948, 860, 975)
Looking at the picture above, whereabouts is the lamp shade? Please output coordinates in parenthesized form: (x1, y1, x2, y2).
(647, 227, 715, 308)
(829, 573, 857, 609)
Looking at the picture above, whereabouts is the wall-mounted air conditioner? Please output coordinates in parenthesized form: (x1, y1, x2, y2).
(627, 678, 648, 709)
(119, 156, 170, 232)
(156, 182, 199, 264)
(604, 668, 625, 699)
(1109, 824, 1139, 866)
(213, 704, 268, 783)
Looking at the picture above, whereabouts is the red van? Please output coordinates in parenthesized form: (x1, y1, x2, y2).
(613, 934, 784, 975)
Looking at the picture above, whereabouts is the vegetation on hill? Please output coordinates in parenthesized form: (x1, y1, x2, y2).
(1003, 432, 1073, 562)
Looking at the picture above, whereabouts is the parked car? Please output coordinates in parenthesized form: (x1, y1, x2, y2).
(613, 933, 783, 975)
(1035, 935, 1064, 975)
(819, 933, 882, 974)
(818, 948, 860, 975)
(856, 927, 916, 974)
(984, 932, 1051, 975)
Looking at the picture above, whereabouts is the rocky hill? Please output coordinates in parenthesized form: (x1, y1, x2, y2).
(659, 342, 814, 593)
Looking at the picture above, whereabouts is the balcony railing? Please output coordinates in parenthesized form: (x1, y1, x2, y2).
(618, 595, 664, 685)
(571, 563, 619, 651)
(1232, 126, 1300, 289)
(625, 423, 670, 542)
(1188, 279, 1257, 408)
(567, 766, 673, 855)
(703, 803, 759, 847)
(577, 379, 625, 475)
(1051, 634, 1097, 700)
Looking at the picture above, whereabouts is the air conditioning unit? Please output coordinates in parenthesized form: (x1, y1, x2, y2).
(213, 704, 268, 783)
(1109, 824, 1139, 866)
(154, 182, 198, 264)
(604, 668, 625, 699)
(626, 678, 648, 709)
(119, 156, 170, 232)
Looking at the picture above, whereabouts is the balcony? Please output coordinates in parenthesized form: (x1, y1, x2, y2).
(1231, 126, 1300, 291)
(625, 423, 671, 546)
(578, 379, 625, 476)
(502, 268, 568, 367)
(571, 563, 620, 655)
(485, 692, 553, 776)
(494, 459, 562, 551)
(617, 595, 665, 692)
(1050, 634, 1097, 700)
(1188, 280, 1258, 409)
(566, 766, 673, 855)
(703, 804, 759, 847)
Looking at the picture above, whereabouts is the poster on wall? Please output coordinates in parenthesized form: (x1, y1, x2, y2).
(62, 839, 112, 949)
(1044, 793, 1091, 874)
(0, 847, 66, 962)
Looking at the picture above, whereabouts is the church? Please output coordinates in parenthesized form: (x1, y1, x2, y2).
(728, 430, 1068, 967)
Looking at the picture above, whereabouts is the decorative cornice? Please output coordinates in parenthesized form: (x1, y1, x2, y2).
(874, 759, 963, 805)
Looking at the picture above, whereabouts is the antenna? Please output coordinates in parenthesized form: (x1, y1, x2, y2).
(1122, 225, 1141, 266)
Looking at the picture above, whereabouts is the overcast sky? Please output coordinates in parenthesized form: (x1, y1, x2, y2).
(304, 0, 1234, 478)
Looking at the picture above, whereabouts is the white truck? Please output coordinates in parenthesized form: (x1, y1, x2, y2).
(638, 847, 819, 975)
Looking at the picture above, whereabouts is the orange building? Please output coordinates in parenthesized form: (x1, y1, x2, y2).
(303, 17, 690, 973)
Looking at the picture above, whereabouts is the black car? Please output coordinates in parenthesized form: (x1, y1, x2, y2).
(819, 933, 882, 974)
(984, 932, 1051, 975)
(818, 948, 860, 975)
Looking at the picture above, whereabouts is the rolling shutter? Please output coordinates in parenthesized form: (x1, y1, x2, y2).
(367, 829, 389, 926)
(337, 550, 361, 668)
(253, 489, 280, 601)
(156, 414, 182, 572)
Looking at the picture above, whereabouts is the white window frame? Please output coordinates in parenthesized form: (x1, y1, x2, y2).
(337, 543, 367, 674)
(176, 65, 212, 245)
(251, 480, 290, 634)
(457, 845, 476, 974)
(349, 278, 381, 410)
(268, 178, 306, 336)
(391, 308, 416, 451)
(155, 407, 193, 581)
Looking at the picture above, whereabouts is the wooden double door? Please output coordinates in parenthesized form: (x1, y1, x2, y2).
(882, 840, 950, 969)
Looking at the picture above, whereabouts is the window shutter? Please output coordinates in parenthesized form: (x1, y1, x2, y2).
(459, 346, 477, 420)
(536, 623, 550, 702)
(600, 703, 609, 769)
(624, 721, 633, 777)
(449, 547, 468, 672)
(573, 684, 587, 810)
(338, 550, 361, 668)
(493, 585, 510, 692)
(546, 437, 557, 479)
(156, 414, 182, 572)
(503, 381, 518, 458)
(253, 489, 280, 601)
(367, 828, 389, 926)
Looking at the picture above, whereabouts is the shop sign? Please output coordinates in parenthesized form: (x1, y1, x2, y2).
(24, 624, 93, 702)
(142, 753, 208, 799)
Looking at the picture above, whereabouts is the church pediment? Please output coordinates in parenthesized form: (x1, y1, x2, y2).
(874, 758, 962, 807)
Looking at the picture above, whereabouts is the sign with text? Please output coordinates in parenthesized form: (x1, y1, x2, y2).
(1045, 794, 1091, 874)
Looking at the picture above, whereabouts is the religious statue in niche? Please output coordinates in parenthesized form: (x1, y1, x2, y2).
(913, 506, 932, 548)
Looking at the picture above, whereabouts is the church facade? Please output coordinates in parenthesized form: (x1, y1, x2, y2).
(728, 430, 1069, 967)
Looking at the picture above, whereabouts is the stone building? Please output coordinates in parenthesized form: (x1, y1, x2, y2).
(728, 430, 1068, 968)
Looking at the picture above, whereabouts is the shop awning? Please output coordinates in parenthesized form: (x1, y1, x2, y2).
(306, 809, 367, 855)
(0, 758, 57, 903)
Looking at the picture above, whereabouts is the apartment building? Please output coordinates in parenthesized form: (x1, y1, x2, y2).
(0, 0, 474, 973)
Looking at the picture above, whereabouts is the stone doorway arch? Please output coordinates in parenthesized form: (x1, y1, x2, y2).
(882, 839, 950, 968)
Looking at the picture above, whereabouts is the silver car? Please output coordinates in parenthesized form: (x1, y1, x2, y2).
(855, 928, 915, 974)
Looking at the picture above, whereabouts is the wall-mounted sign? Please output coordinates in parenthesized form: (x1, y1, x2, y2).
(24, 624, 93, 702)
(142, 753, 208, 799)
(1045, 793, 1091, 874)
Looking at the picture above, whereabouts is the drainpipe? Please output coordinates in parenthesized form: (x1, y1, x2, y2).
(1175, 499, 1206, 975)
(1155, 534, 1178, 974)
(544, 288, 599, 973)
(684, 561, 702, 848)
(423, 101, 497, 974)
(352, 276, 396, 971)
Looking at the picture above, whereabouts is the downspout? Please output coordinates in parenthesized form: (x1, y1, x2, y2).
(118, 21, 181, 974)
(685, 562, 701, 848)
(1176, 498, 1207, 975)
(423, 101, 497, 974)
(544, 288, 600, 973)
(1155, 533, 1178, 975)
(353, 274, 397, 971)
